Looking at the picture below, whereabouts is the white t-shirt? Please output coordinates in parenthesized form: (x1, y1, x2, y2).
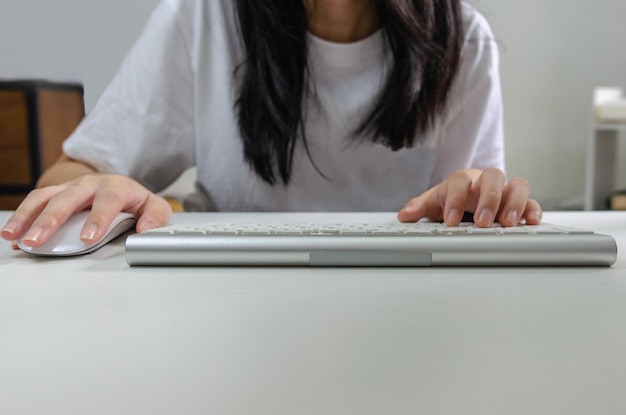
(63, 0, 504, 212)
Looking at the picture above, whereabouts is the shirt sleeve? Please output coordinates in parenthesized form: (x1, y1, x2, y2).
(63, 0, 195, 193)
(429, 7, 505, 188)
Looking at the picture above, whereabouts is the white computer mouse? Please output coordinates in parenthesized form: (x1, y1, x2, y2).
(17, 211, 137, 257)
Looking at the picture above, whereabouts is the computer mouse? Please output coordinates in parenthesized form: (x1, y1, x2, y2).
(17, 211, 137, 257)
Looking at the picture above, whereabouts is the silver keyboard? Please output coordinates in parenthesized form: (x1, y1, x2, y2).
(143, 222, 594, 237)
(126, 221, 616, 266)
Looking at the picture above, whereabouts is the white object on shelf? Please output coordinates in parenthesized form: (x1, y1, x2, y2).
(595, 87, 626, 123)
(596, 102, 626, 123)
(585, 87, 626, 210)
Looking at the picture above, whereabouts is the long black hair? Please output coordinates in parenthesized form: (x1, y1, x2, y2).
(235, 0, 463, 185)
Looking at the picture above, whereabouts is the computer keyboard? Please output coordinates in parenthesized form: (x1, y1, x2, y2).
(142, 221, 594, 237)
(126, 220, 616, 266)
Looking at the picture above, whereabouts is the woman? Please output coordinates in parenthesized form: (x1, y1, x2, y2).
(1, 0, 541, 248)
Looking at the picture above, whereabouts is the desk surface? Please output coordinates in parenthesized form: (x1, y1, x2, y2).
(2, 211, 626, 415)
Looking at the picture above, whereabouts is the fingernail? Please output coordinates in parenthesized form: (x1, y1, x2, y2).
(1, 221, 19, 236)
(81, 223, 99, 241)
(23, 226, 44, 244)
(478, 208, 494, 225)
(447, 208, 461, 224)
(505, 210, 519, 225)
(141, 222, 157, 232)
(529, 210, 542, 222)
(402, 204, 419, 213)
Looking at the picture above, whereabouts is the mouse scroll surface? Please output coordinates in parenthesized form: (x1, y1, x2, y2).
(17, 211, 137, 257)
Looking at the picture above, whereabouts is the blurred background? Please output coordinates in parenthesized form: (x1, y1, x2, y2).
(1, 0, 626, 210)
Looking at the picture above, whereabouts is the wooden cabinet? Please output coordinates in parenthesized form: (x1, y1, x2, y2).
(0, 80, 84, 210)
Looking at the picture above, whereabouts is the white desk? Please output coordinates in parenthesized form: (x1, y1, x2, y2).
(1, 211, 626, 415)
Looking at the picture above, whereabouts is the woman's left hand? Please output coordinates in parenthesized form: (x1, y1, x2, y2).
(397, 168, 542, 227)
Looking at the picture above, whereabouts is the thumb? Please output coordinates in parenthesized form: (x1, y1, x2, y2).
(397, 187, 443, 223)
(135, 195, 173, 232)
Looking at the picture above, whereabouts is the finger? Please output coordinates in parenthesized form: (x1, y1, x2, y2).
(79, 184, 128, 242)
(20, 178, 100, 247)
(497, 177, 531, 227)
(522, 199, 543, 225)
(79, 174, 171, 240)
(0, 186, 62, 241)
(397, 187, 443, 223)
(81, 179, 172, 238)
(440, 170, 473, 226)
(473, 168, 506, 227)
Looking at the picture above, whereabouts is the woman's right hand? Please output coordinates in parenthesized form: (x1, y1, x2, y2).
(0, 174, 172, 248)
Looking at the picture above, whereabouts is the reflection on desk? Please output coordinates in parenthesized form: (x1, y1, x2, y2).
(1, 210, 626, 415)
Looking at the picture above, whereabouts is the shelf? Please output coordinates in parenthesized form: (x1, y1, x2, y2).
(593, 122, 626, 132)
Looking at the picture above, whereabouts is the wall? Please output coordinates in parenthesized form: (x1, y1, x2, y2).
(0, 0, 159, 108)
(2, 0, 626, 208)
(475, 0, 626, 208)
